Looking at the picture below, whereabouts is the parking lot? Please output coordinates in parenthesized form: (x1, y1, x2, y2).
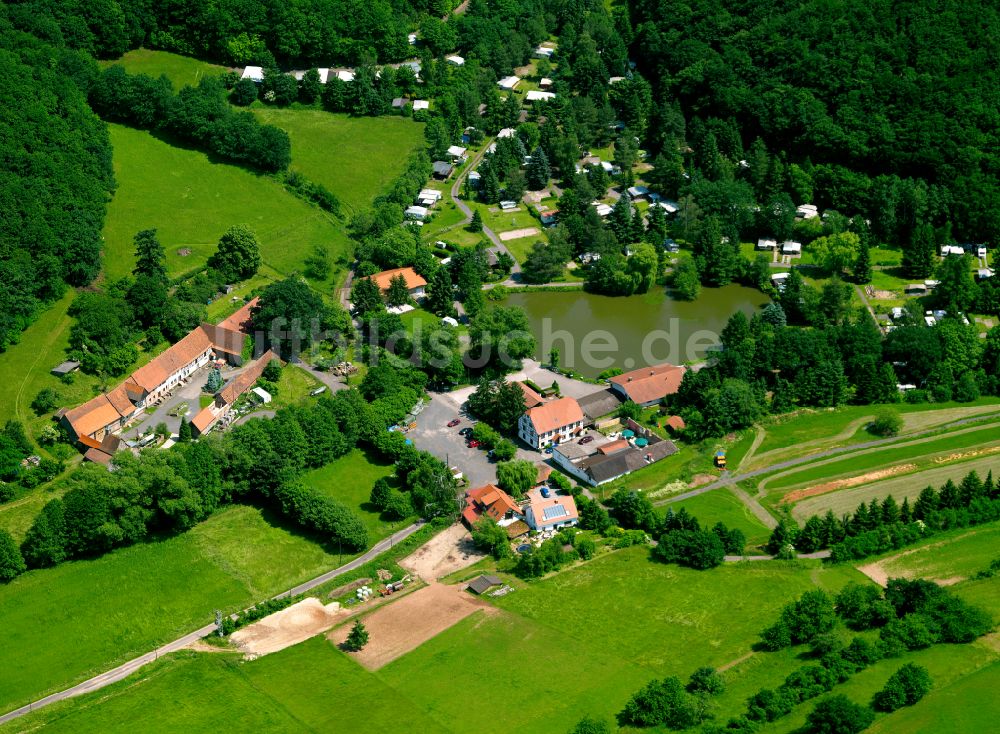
(408, 390, 538, 489)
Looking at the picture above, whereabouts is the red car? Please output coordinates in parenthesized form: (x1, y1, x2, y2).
(447, 418, 461, 427)
(468, 440, 481, 448)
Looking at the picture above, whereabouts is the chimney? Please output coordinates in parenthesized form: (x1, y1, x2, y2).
(627, 377, 632, 382)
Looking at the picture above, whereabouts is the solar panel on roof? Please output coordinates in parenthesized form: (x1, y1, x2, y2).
(542, 505, 568, 521)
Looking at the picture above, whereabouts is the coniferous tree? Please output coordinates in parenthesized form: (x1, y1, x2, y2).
(853, 237, 872, 284)
(526, 147, 551, 190)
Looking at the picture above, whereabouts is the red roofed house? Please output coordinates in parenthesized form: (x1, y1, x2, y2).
(518, 396, 585, 449)
(61, 311, 251, 445)
(365, 267, 427, 299)
(462, 484, 524, 530)
(665, 415, 686, 433)
(517, 381, 545, 408)
(609, 363, 687, 407)
(524, 487, 578, 532)
(191, 350, 280, 437)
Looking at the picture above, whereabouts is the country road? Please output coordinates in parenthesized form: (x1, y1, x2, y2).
(0, 522, 425, 726)
(657, 411, 1000, 508)
(448, 138, 522, 277)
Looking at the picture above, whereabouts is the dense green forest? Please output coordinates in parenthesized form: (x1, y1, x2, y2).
(0, 14, 114, 350)
(630, 0, 1000, 245)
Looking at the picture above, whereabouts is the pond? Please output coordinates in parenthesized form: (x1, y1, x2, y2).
(505, 286, 769, 378)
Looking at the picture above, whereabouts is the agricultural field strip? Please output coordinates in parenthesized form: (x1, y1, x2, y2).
(760, 419, 1000, 492)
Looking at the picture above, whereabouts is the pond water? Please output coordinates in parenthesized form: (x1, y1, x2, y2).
(505, 286, 769, 377)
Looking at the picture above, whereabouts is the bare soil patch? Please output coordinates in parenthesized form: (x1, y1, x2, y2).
(688, 474, 717, 489)
(855, 532, 978, 587)
(400, 523, 486, 581)
(780, 464, 916, 505)
(933, 444, 1000, 464)
(230, 598, 344, 658)
(498, 227, 540, 241)
(329, 582, 497, 669)
(719, 651, 754, 672)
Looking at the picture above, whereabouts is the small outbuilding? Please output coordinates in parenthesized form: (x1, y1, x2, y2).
(432, 161, 455, 179)
(241, 66, 264, 83)
(51, 360, 80, 377)
(412, 99, 429, 111)
(446, 55, 465, 66)
(525, 90, 555, 102)
(497, 76, 520, 90)
(467, 575, 503, 595)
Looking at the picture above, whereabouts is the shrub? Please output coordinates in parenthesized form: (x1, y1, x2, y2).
(760, 590, 837, 650)
(31, 388, 59, 415)
(619, 676, 698, 729)
(868, 407, 902, 437)
(804, 694, 874, 734)
(0, 530, 26, 581)
(574, 534, 597, 560)
(687, 667, 725, 696)
(872, 663, 931, 712)
(653, 529, 725, 569)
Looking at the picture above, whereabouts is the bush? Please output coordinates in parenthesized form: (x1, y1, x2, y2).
(0, 529, 26, 581)
(653, 529, 725, 569)
(872, 663, 931, 712)
(761, 590, 837, 650)
(687, 667, 725, 695)
(491, 439, 517, 462)
(804, 695, 874, 734)
(868, 407, 903, 437)
(31, 388, 59, 415)
(220, 595, 296, 635)
(619, 676, 698, 729)
(574, 534, 597, 560)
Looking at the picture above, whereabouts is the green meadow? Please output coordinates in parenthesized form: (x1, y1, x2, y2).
(251, 108, 425, 213)
(670, 486, 772, 549)
(0, 504, 365, 711)
(101, 124, 351, 284)
(300, 448, 408, 537)
(106, 49, 226, 87)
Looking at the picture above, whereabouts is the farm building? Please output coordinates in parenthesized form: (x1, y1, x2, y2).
(608, 363, 687, 407)
(467, 575, 503, 594)
(191, 351, 280, 437)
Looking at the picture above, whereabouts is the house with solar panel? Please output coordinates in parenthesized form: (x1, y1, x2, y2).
(524, 488, 578, 532)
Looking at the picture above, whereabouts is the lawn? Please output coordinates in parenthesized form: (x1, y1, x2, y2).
(299, 448, 406, 538)
(865, 522, 1000, 582)
(752, 399, 1000, 461)
(3, 639, 445, 733)
(764, 420, 1000, 492)
(106, 49, 225, 87)
(265, 364, 321, 410)
(0, 504, 353, 711)
(250, 108, 424, 213)
(669, 486, 771, 549)
(101, 123, 351, 286)
(0, 290, 102, 443)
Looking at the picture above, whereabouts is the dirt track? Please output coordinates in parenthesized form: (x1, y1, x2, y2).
(779, 464, 916, 505)
(400, 523, 486, 581)
(328, 583, 496, 669)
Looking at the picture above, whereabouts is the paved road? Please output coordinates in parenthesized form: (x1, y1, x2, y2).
(448, 138, 521, 276)
(0, 522, 425, 726)
(657, 411, 1000, 508)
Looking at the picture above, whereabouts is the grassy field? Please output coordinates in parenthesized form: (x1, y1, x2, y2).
(764, 420, 1000, 492)
(265, 364, 321, 410)
(11, 540, 997, 733)
(102, 124, 351, 285)
(752, 400, 1000, 462)
(251, 108, 424, 213)
(669, 486, 772, 549)
(863, 523, 1000, 582)
(0, 504, 361, 711)
(299, 448, 406, 537)
(107, 49, 225, 87)
(790, 454, 1000, 521)
(3, 640, 446, 733)
(0, 291, 102, 438)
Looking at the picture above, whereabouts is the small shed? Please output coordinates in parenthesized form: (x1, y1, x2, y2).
(447, 144, 468, 159)
(525, 90, 555, 102)
(252, 387, 272, 404)
(467, 575, 504, 594)
(51, 360, 80, 377)
(432, 161, 455, 179)
(497, 76, 520, 90)
(241, 66, 264, 82)
(412, 99, 429, 111)
(782, 241, 803, 255)
(446, 55, 465, 66)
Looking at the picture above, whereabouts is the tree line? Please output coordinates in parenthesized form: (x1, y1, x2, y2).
(90, 65, 291, 172)
(766, 469, 1000, 563)
(667, 300, 1000, 441)
(619, 578, 990, 732)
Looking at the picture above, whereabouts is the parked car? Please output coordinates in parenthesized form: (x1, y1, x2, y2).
(468, 440, 481, 448)
(459, 427, 474, 437)
(578, 435, 594, 444)
(543, 447, 553, 454)
(447, 418, 461, 427)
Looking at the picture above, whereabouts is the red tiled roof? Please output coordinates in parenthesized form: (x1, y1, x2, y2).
(609, 363, 686, 405)
(83, 447, 114, 465)
(365, 267, 427, 293)
(200, 323, 246, 356)
(465, 484, 522, 524)
(131, 328, 213, 392)
(666, 415, 686, 431)
(218, 350, 278, 405)
(598, 439, 629, 455)
(192, 404, 220, 434)
(526, 397, 584, 435)
(216, 297, 259, 334)
(64, 394, 127, 439)
(535, 463, 553, 483)
(517, 382, 544, 408)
